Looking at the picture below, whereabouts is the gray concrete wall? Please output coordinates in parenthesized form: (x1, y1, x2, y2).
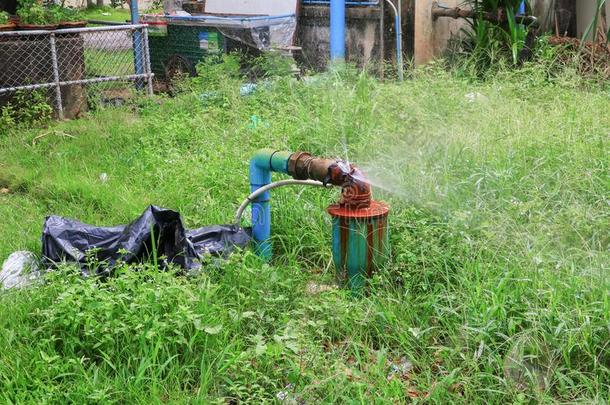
(530, 0, 554, 31)
(296, 5, 383, 71)
(576, 0, 610, 40)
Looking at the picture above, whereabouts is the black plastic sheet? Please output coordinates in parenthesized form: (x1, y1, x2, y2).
(42, 205, 250, 276)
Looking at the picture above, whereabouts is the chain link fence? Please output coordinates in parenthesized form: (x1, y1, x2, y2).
(0, 25, 153, 119)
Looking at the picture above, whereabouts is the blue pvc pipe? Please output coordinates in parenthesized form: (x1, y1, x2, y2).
(131, 0, 144, 90)
(394, 11, 402, 80)
(330, 0, 346, 60)
(249, 149, 292, 260)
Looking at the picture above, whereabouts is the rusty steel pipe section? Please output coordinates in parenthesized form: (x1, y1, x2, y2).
(431, 1, 539, 27)
(287, 152, 373, 208)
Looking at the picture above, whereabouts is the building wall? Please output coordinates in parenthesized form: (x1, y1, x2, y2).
(297, 5, 383, 71)
(414, 0, 466, 65)
(576, 0, 610, 40)
(413, 0, 607, 65)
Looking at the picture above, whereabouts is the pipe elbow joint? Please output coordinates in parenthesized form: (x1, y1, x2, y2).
(249, 149, 292, 187)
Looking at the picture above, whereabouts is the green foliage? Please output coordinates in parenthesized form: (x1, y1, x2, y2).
(81, 6, 130, 23)
(0, 11, 9, 24)
(194, 53, 242, 89)
(457, 0, 531, 74)
(17, 2, 84, 25)
(57, 6, 85, 22)
(17, 4, 52, 25)
(249, 51, 295, 79)
(0, 90, 52, 134)
(0, 58, 608, 402)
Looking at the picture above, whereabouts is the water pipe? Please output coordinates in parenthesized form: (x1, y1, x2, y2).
(330, 0, 346, 60)
(248, 148, 351, 258)
(327, 0, 402, 79)
(246, 149, 390, 293)
(235, 179, 330, 225)
(249, 149, 291, 259)
(384, 0, 403, 81)
(432, 2, 538, 27)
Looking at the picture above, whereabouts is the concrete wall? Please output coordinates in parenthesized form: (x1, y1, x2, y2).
(530, 0, 554, 31)
(297, 5, 383, 71)
(576, 0, 610, 40)
(530, 0, 609, 39)
(414, 0, 466, 65)
(413, 0, 608, 65)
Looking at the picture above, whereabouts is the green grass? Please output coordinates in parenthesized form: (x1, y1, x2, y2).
(85, 48, 134, 78)
(0, 59, 608, 403)
(82, 6, 131, 24)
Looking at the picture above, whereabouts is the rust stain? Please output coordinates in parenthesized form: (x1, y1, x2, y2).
(377, 217, 386, 263)
(366, 221, 374, 278)
(339, 217, 348, 276)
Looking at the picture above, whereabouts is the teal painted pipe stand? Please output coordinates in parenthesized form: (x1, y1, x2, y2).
(328, 201, 390, 294)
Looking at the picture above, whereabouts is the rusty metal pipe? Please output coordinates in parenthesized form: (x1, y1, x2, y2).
(287, 152, 372, 208)
(431, 1, 539, 27)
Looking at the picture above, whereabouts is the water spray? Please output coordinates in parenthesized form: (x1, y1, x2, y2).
(236, 149, 390, 293)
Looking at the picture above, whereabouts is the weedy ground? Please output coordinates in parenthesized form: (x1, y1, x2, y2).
(0, 55, 608, 403)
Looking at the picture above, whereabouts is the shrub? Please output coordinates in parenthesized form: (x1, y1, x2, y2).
(0, 90, 53, 134)
(0, 11, 10, 25)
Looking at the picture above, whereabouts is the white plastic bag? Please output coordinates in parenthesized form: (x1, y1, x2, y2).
(0, 251, 41, 290)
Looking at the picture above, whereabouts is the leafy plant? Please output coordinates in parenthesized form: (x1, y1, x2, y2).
(17, 4, 60, 25)
(45, 5, 63, 24)
(57, 6, 84, 22)
(17, 4, 47, 25)
(110, 0, 126, 9)
(0, 11, 10, 25)
(0, 90, 52, 134)
(458, 0, 532, 72)
(249, 51, 295, 80)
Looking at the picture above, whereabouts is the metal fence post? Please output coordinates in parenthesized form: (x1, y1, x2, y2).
(142, 27, 154, 96)
(130, 0, 145, 90)
(49, 32, 64, 120)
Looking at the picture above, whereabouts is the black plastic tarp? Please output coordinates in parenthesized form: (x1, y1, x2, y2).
(42, 205, 250, 276)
